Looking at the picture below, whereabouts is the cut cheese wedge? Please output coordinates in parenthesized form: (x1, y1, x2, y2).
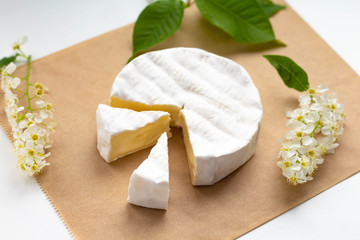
(110, 47, 263, 186)
(127, 132, 169, 210)
(96, 104, 170, 162)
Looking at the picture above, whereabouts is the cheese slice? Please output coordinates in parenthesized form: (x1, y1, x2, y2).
(110, 47, 263, 185)
(96, 104, 170, 162)
(127, 132, 169, 210)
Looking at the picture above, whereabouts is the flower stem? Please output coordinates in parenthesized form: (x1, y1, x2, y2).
(310, 121, 321, 137)
(25, 55, 33, 113)
(14, 88, 25, 94)
(18, 94, 26, 100)
(18, 49, 27, 58)
(7, 74, 19, 78)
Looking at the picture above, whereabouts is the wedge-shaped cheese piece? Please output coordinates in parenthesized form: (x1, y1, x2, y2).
(110, 47, 262, 185)
(96, 104, 170, 162)
(127, 132, 169, 210)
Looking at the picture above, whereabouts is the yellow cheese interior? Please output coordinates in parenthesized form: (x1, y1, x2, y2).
(110, 96, 196, 183)
(110, 96, 182, 126)
(179, 111, 196, 184)
(108, 115, 170, 162)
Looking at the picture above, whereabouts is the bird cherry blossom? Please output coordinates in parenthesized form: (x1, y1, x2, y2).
(278, 85, 345, 185)
(0, 38, 55, 176)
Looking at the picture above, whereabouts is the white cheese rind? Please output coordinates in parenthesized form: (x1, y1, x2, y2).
(127, 132, 169, 210)
(111, 47, 263, 185)
(180, 108, 260, 185)
(96, 104, 170, 162)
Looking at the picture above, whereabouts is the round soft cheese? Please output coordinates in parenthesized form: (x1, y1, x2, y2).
(110, 47, 263, 186)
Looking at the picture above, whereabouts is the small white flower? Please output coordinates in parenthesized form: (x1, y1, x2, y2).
(34, 88, 45, 98)
(1, 63, 17, 90)
(12, 128, 23, 140)
(14, 140, 25, 151)
(303, 111, 320, 124)
(302, 136, 317, 147)
(286, 122, 314, 140)
(2, 77, 21, 91)
(320, 93, 342, 113)
(299, 94, 311, 107)
(47, 121, 56, 132)
(279, 140, 299, 159)
(3, 62, 17, 75)
(286, 108, 310, 126)
(36, 100, 46, 108)
(4, 92, 17, 106)
(9, 77, 20, 89)
(38, 101, 53, 119)
(25, 112, 43, 125)
(299, 155, 311, 170)
(12, 36, 28, 50)
(18, 140, 44, 163)
(4, 88, 16, 103)
(317, 84, 329, 93)
(5, 104, 24, 128)
(316, 136, 339, 154)
(20, 124, 46, 144)
(310, 102, 323, 112)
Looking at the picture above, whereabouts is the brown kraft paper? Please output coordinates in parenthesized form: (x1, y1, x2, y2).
(1, 1, 360, 239)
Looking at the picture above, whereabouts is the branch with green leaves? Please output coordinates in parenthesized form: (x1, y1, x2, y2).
(128, 0, 286, 62)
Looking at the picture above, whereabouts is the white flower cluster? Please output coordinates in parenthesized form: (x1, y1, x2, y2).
(277, 85, 345, 185)
(0, 39, 55, 176)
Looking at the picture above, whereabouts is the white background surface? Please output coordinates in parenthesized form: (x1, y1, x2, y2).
(0, 0, 359, 239)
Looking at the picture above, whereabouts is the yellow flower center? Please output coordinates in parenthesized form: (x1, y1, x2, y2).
(20, 164, 26, 170)
(296, 131, 303, 138)
(301, 161, 308, 168)
(309, 89, 316, 94)
(31, 165, 37, 171)
(297, 115, 303, 121)
(13, 43, 20, 50)
(320, 146, 326, 153)
(31, 134, 39, 141)
(289, 175, 298, 185)
(27, 121, 34, 127)
(28, 149, 35, 156)
(330, 104, 336, 110)
(35, 82, 43, 90)
(284, 161, 291, 168)
(36, 89, 43, 97)
(308, 150, 315, 157)
(45, 104, 52, 111)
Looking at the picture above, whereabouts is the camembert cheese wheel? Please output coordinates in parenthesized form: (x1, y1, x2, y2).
(127, 132, 169, 210)
(110, 48, 262, 185)
(96, 104, 170, 162)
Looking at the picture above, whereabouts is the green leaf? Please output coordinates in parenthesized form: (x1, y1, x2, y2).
(263, 55, 309, 92)
(258, 0, 286, 17)
(129, 0, 184, 62)
(194, 0, 277, 44)
(0, 54, 19, 68)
